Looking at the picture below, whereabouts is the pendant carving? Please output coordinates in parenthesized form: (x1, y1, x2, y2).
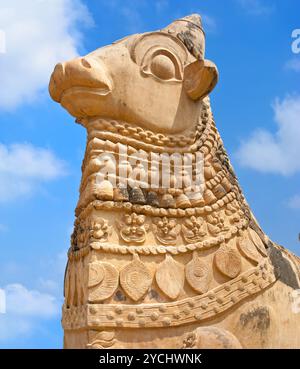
(185, 251, 211, 294)
(238, 237, 262, 264)
(155, 255, 184, 299)
(120, 254, 152, 301)
(248, 228, 268, 257)
(214, 245, 241, 279)
(88, 260, 119, 302)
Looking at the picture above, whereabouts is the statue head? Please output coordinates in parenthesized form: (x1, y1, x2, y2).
(49, 14, 218, 134)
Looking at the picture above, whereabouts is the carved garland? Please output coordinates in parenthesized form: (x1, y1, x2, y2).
(87, 118, 200, 147)
(62, 260, 276, 330)
(68, 217, 248, 260)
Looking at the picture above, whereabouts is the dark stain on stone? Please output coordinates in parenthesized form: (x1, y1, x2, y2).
(240, 306, 270, 331)
(268, 242, 299, 290)
(129, 187, 146, 205)
(146, 191, 160, 207)
(177, 31, 202, 59)
(114, 290, 126, 302)
(149, 289, 160, 300)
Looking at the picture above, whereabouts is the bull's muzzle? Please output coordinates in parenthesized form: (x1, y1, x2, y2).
(49, 57, 112, 103)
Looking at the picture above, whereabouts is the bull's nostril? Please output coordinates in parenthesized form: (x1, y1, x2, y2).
(81, 58, 92, 69)
(54, 62, 65, 76)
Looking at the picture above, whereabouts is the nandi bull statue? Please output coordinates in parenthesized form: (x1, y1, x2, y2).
(49, 14, 300, 348)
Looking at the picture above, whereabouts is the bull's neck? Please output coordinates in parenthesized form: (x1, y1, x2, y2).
(70, 97, 269, 258)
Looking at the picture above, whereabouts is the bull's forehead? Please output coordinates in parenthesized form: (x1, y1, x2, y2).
(87, 31, 196, 66)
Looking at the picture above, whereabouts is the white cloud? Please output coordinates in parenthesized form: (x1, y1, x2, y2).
(5, 284, 59, 317)
(236, 0, 274, 16)
(0, 0, 92, 110)
(287, 194, 300, 209)
(0, 223, 8, 232)
(285, 58, 300, 73)
(236, 95, 300, 176)
(0, 142, 66, 202)
(38, 250, 67, 295)
(0, 283, 60, 341)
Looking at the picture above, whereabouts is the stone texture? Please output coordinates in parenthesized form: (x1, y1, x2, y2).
(49, 14, 300, 349)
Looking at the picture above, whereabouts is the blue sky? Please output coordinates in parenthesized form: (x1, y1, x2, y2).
(0, 0, 299, 348)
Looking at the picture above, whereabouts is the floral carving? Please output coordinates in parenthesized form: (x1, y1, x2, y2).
(117, 213, 149, 244)
(182, 216, 207, 243)
(152, 217, 181, 245)
(90, 219, 112, 242)
(206, 213, 229, 236)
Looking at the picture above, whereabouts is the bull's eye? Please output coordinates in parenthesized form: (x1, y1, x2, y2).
(141, 48, 183, 82)
(150, 54, 176, 80)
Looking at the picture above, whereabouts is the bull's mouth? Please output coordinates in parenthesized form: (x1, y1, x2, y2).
(61, 86, 111, 101)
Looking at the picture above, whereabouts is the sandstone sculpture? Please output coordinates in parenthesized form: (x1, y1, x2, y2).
(49, 14, 300, 348)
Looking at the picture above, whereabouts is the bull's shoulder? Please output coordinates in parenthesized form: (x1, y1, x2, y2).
(267, 240, 300, 289)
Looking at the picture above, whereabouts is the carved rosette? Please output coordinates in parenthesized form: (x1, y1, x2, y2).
(117, 213, 149, 244)
(152, 217, 181, 245)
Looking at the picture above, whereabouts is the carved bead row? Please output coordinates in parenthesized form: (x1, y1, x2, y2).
(76, 190, 237, 219)
(62, 260, 276, 331)
(87, 118, 199, 147)
(83, 100, 213, 150)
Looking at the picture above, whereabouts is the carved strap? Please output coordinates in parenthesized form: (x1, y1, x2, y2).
(62, 260, 276, 330)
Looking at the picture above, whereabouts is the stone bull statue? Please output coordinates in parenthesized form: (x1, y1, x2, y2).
(49, 14, 300, 348)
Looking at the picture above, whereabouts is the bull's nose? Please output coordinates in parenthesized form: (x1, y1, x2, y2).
(49, 62, 66, 102)
(49, 57, 112, 103)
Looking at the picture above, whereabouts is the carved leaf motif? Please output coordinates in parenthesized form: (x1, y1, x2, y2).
(185, 251, 211, 294)
(248, 228, 268, 257)
(155, 254, 184, 299)
(120, 254, 152, 301)
(88, 263, 105, 288)
(88, 262, 119, 302)
(238, 238, 262, 264)
(214, 246, 241, 279)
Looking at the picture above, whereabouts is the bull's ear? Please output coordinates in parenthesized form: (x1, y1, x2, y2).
(183, 59, 218, 100)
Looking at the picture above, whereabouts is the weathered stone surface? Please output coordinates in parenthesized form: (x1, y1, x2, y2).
(49, 13, 300, 349)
